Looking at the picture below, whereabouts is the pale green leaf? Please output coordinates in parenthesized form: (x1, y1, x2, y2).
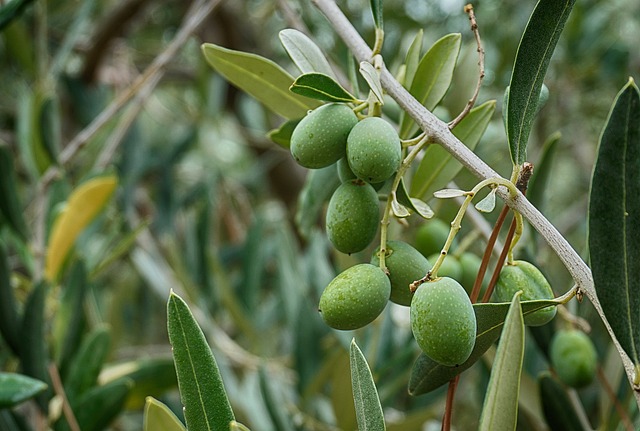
(279, 29, 335, 77)
(144, 397, 186, 431)
(399, 33, 461, 138)
(350, 339, 385, 431)
(360, 61, 384, 104)
(410, 100, 495, 198)
(433, 188, 466, 199)
(475, 189, 497, 213)
(479, 292, 525, 431)
(201, 43, 320, 119)
(402, 30, 423, 89)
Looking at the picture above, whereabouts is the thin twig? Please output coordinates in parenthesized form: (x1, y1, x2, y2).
(482, 216, 516, 303)
(441, 375, 460, 431)
(310, 0, 640, 408)
(448, 4, 485, 129)
(48, 363, 80, 431)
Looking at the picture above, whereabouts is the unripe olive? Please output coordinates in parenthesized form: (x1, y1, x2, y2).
(290, 103, 358, 169)
(346, 117, 401, 184)
(494, 260, 556, 326)
(550, 330, 597, 388)
(371, 241, 431, 306)
(337, 157, 356, 182)
(410, 277, 476, 366)
(319, 263, 391, 330)
(459, 252, 485, 294)
(427, 254, 462, 282)
(415, 219, 451, 258)
(326, 181, 379, 254)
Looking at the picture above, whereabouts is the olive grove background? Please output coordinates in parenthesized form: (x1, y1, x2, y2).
(0, 0, 639, 429)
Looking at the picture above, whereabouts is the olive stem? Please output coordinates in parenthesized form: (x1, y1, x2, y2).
(377, 134, 431, 272)
(401, 131, 428, 148)
(372, 27, 384, 56)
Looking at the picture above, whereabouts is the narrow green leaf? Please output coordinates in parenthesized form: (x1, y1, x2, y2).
(0, 242, 21, 355)
(399, 33, 461, 139)
(409, 296, 564, 395)
(267, 118, 301, 149)
(588, 78, 640, 367)
(0, 373, 47, 408)
(144, 397, 186, 431)
(359, 62, 384, 104)
(507, 0, 576, 166)
(478, 292, 525, 431)
(0, 145, 28, 239)
(433, 189, 466, 199)
(410, 100, 495, 198)
(290, 73, 357, 103)
(279, 29, 335, 77)
(167, 291, 235, 431)
(201, 43, 320, 119)
(350, 339, 386, 431)
(258, 366, 295, 431)
(57, 378, 132, 431)
(64, 326, 111, 403)
(370, 0, 383, 29)
(538, 373, 585, 431)
(391, 198, 410, 218)
(402, 30, 423, 89)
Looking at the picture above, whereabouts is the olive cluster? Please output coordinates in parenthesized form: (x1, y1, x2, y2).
(290, 103, 559, 370)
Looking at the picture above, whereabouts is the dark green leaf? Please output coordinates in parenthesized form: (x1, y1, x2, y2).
(410, 100, 495, 198)
(588, 78, 640, 367)
(507, 0, 576, 166)
(279, 29, 335, 77)
(0, 242, 20, 354)
(478, 292, 525, 430)
(0, 145, 28, 239)
(409, 296, 563, 395)
(350, 339, 386, 431)
(144, 397, 187, 431)
(167, 292, 235, 431)
(38, 96, 60, 164)
(0, 373, 47, 408)
(56, 379, 133, 431)
(201, 43, 320, 119)
(396, 179, 434, 219)
(267, 119, 301, 149)
(528, 132, 561, 210)
(290, 73, 357, 103)
(399, 33, 461, 139)
(64, 326, 111, 403)
(0, 0, 35, 31)
(370, 0, 383, 29)
(538, 373, 585, 431)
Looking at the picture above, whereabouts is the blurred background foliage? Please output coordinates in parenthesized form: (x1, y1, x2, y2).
(0, 0, 639, 429)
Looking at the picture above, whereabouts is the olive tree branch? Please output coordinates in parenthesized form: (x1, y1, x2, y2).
(311, 0, 640, 406)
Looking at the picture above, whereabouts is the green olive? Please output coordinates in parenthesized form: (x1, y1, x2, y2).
(410, 277, 477, 366)
(346, 117, 401, 184)
(371, 240, 431, 306)
(550, 329, 597, 388)
(326, 180, 379, 254)
(319, 263, 391, 330)
(494, 260, 556, 326)
(290, 103, 358, 169)
(415, 219, 451, 258)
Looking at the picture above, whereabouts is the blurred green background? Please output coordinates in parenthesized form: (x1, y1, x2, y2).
(1, 0, 639, 429)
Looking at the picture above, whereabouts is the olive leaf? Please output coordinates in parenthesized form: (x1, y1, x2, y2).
(409, 295, 564, 395)
(433, 189, 466, 199)
(350, 339, 386, 431)
(290, 73, 358, 103)
(0, 373, 47, 408)
(359, 61, 384, 104)
(410, 100, 495, 199)
(267, 118, 301, 149)
(588, 78, 640, 368)
(167, 291, 235, 431)
(143, 397, 186, 431)
(506, 0, 576, 166)
(397, 179, 433, 219)
(402, 30, 423, 89)
(475, 188, 497, 213)
(0, 145, 28, 239)
(201, 43, 320, 119)
(279, 29, 335, 77)
(370, 0, 383, 29)
(399, 33, 461, 139)
(478, 292, 525, 430)
(538, 373, 585, 431)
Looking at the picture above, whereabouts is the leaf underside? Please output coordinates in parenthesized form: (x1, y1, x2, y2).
(588, 79, 640, 366)
(350, 339, 386, 431)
